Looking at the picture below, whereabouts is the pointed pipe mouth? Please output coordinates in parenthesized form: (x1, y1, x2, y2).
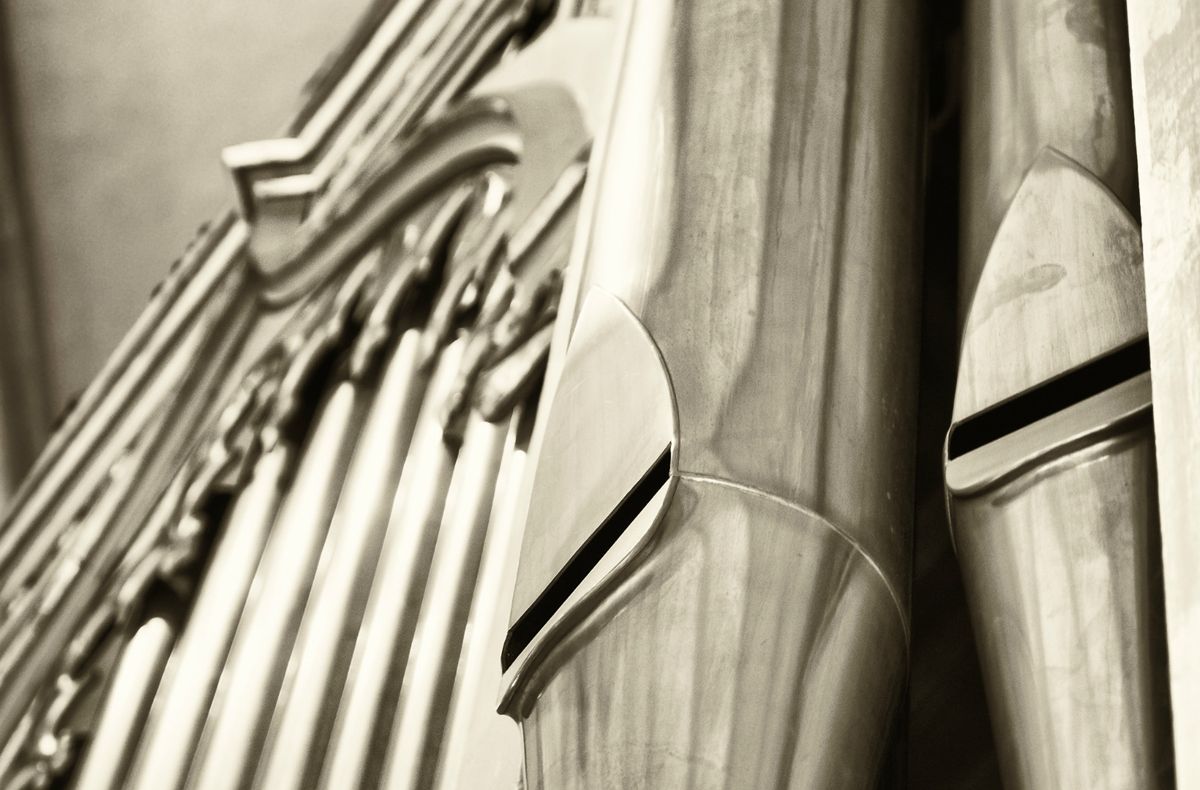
(947, 335, 1150, 461)
(502, 446, 671, 670)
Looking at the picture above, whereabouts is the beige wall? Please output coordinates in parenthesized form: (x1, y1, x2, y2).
(6, 0, 370, 410)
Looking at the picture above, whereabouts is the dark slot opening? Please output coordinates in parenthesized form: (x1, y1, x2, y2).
(502, 446, 672, 670)
(947, 335, 1150, 460)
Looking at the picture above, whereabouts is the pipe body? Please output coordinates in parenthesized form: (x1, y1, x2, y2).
(504, 1, 924, 787)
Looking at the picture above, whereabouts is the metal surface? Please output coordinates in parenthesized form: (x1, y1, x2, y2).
(316, 340, 463, 790)
(1127, 4, 1200, 784)
(947, 410, 1172, 788)
(122, 293, 364, 790)
(250, 326, 425, 790)
(0, 3, 619, 787)
(959, 0, 1138, 318)
(377, 412, 510, 790)
(504, 0, 924, 786)
(951, 11, 1172, 782)
(3, 0, 1145, 786)
(0, 267, 255, 756)
(0, 0, 492, 616)
(950, 424, 1169, 788)
(947, 372, 1153, 496)
(72, 616, 175, 790)
(946, 365, 1169, 785)
(951, 150, 1145, 425)
(428, 408, 530, 790)
(519, 476, 907, 788)
(124, 446, 289, 790)
(184, 381, 366, 790)
(505, 287, 677, 661)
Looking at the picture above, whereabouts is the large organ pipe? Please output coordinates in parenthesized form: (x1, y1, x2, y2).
(947, 0, 1173, 786)
(500, 1, 925, 787)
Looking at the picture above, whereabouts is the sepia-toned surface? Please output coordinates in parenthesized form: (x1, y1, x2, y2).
(1127, 2, 1200, 787)
(0, 3, 614, 787)
(952, 0, 1169, 785)
(505, 0, 925, 786)
(0, 6, 50, 502)
(954, 150, 1146, 425)
(1, 0, 1188, 787)
(520, 477, 907, 789)
(959, 0, 1137, 318)
(3, 0, 373, 408)
(952, 422, 1170, 789)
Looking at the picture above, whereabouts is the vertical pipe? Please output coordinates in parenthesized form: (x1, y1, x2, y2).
(123, 446, 289, 790)
(951, 0, 1172, 785)
(317, 339, 464, 790)
(379, 411, 510, 790)
(252, 328, 425, 790)
(71, 616, 175, 790)
(503, 0, 925, 786)
(958, 0, 1137, 317)
(183, 381, 363, 790)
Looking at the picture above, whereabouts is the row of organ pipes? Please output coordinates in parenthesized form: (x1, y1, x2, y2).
(0, 0, 1197, 787)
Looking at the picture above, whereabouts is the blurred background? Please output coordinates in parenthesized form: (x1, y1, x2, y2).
(0, 0, 373, 500)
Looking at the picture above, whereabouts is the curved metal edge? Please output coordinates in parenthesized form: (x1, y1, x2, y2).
(954, 145, 1147, 424)
(498, 287, 680, 715)
(678, 473, 912, 651)
(499, 472, 912, 721)
(945, 372, 1153, 546)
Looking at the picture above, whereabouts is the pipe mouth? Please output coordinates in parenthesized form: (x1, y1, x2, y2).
(945, 364, 1152, 498)
(499, 287, 679, 711)
(498, 473, 911, 720)
(948, 335, 1150, 461)
(502, 445, 671, 670)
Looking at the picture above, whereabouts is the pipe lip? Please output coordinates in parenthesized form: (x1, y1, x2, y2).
(498, 472, 912, 717)
(497, 286, 680, 716)
(945, 370, 1152, 499)
(953, 147, 1147, 426)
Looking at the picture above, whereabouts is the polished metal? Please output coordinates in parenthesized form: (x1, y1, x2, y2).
(120, 268, 384, 790)
(248, 322, 424, 790)
(952, 1, 1172, 785)
(948, 418, 1168, 789)
(1127, 4, 1200, 783)
(2, 3, 620, 787)
(377, 412, 511, 790)
(4, 0, 1193, 788)
(72, 615, 175, 790)
(502, 288, 678, 685)
(0, 0, 492, 618)
(428, 408, 530, 790)
(0, 267, 256, 756)
(312, 337, 464, 790)
(0, 309, 274, 788)
(960, 0, 1138, 318)
(184, 351, 370, 790)
(123, 443, 289, 790)
(502, 0, 924, 787)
